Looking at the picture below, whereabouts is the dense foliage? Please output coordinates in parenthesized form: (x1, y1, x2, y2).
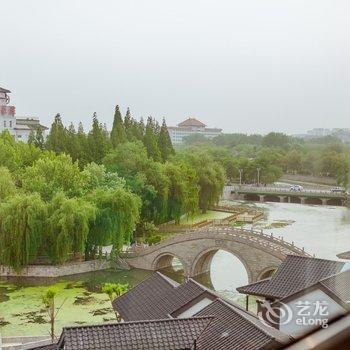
(184, 132, 350, 187)
(0, 108, 226, 270)
(3, 106, 346, 271)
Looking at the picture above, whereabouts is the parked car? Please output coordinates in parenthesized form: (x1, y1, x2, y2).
(289, 185, 304, 192)
(330, 187, 344, 193)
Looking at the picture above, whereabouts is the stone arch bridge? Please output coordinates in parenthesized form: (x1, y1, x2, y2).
(121, 227, 311, 283)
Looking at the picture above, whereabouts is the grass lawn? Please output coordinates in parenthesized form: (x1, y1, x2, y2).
(179, 210, 233, 225)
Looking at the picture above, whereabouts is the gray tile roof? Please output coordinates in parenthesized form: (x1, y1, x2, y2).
(113, 273, 290, 349)
(237, 255, 345, 299)
(319, 269, 350, 305)
(337, 251, 350, 259)
(0, 87, 11, 93)
(27, 344, 58, 350)
(58, 317, 213, 350)
(195, 299, 290, 350)
(113, 272, 205, 321)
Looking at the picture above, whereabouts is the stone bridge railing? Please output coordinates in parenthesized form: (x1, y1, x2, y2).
(232, 185, 347, 199)
(121, 226, 311, 260)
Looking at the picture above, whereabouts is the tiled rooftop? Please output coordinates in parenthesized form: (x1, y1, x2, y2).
(113, 272, 289, 349)
(319, 269, 350, 305)
(58, 317, 213, 350)
(28, 344, 58, 350)
(113, 272, 204, 321)
(0, 87, 11, 93)
(177, 118, 206, 127)
(237, 255, 345, 299)
(195, 299, 290, 350)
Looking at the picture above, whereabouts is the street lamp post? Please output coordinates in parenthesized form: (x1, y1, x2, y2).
(257, 167, 261, 187)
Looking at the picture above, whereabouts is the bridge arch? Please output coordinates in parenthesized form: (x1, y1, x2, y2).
(245, 193, 260, 202)
(123, 227, 311, 283)
(190, 247, 253, 282)
(152, 252, 188, 275)
(264, 195, 280, 203)
(257, 266, 277, 281)
(304, 197, 323, 205)
(326, 198, 343, 206)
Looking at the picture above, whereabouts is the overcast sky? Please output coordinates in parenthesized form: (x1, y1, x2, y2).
(1, 0, 349, 134)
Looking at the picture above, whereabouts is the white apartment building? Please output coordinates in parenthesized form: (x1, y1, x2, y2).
(0, 86, 47, 142)
(167, 117, 222, 145)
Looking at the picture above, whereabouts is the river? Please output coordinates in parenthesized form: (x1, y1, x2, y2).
(1, 201, 349, 336)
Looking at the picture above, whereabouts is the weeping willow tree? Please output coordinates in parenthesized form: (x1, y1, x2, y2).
(46, 193, 96, 264)
(174, 151, 226, 213)
(85, 187, 141, 258)
(164, 162, 199, 224)
(0, 166, 16, 201)
(0, 193, 47, 271)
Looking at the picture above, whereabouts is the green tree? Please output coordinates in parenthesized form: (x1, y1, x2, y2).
(82, 163, 125, 192)
(262, 132, 292, 149)
(65, 122, 80, 161)
(76, 122, 88, 167)
(0, 166, 16, 200)
(175, 151, 225, 212)
(165, 162, 198, 223)
(157, 118, 174, 162)
(102, 283, 129, 320)
(85, 187, 141, 257)
(110, 105, 126, 148)
(42, 287, 60, 341)
(87, 113, 109, 164)
(46, 114, 67, 153)
(143, 117, 161, 161)
(46, 193, 96, 263)
(102, 282, 128, 302)
(0, 193, 47, 271)
(0, 130, 21, 172)
(21, 153, 87, 201)
(124, 107, 135, 141)
(29, 128, 45, 149)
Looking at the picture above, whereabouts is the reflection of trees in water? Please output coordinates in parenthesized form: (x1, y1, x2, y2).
(194, 273, 214, 290)
(159, 261, 185, 284)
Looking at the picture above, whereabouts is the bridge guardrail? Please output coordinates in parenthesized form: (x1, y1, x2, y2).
(231, 185, 347, 198)
(122, 226, 311, 258)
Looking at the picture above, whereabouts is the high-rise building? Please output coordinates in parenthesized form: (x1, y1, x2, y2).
(167, 117, 222, 145)
(0, 86, 48, 142)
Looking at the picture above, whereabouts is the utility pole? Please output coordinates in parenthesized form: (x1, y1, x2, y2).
(257, 167, 261, 187)
(239, 169, 243, 187)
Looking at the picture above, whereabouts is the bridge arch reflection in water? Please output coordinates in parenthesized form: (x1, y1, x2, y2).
(154, 249, 252, 293)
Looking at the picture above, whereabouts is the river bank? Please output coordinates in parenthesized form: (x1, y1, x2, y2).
(1, 201, 349, 337)
(281, 174, 337, 187)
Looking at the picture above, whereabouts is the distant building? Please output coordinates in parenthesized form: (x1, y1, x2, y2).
(0, 86, 48, 142)
(168, 117, 222, 145)
(307, 128, 332, 137)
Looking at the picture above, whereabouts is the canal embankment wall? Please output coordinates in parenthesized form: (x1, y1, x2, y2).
(0, 260, 116, 277)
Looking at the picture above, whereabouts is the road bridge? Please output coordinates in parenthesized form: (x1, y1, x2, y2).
(225, 185, 347, 206)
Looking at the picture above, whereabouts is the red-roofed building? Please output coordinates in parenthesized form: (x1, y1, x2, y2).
(168, 117, 222, 145)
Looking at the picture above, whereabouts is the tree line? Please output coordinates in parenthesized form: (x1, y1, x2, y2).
(184, 132, 350, 187)
(0, 107, 226, 270)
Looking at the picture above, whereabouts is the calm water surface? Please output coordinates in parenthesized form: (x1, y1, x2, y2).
(207, 201, 350, 299)
(1, 202, 349, 336)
